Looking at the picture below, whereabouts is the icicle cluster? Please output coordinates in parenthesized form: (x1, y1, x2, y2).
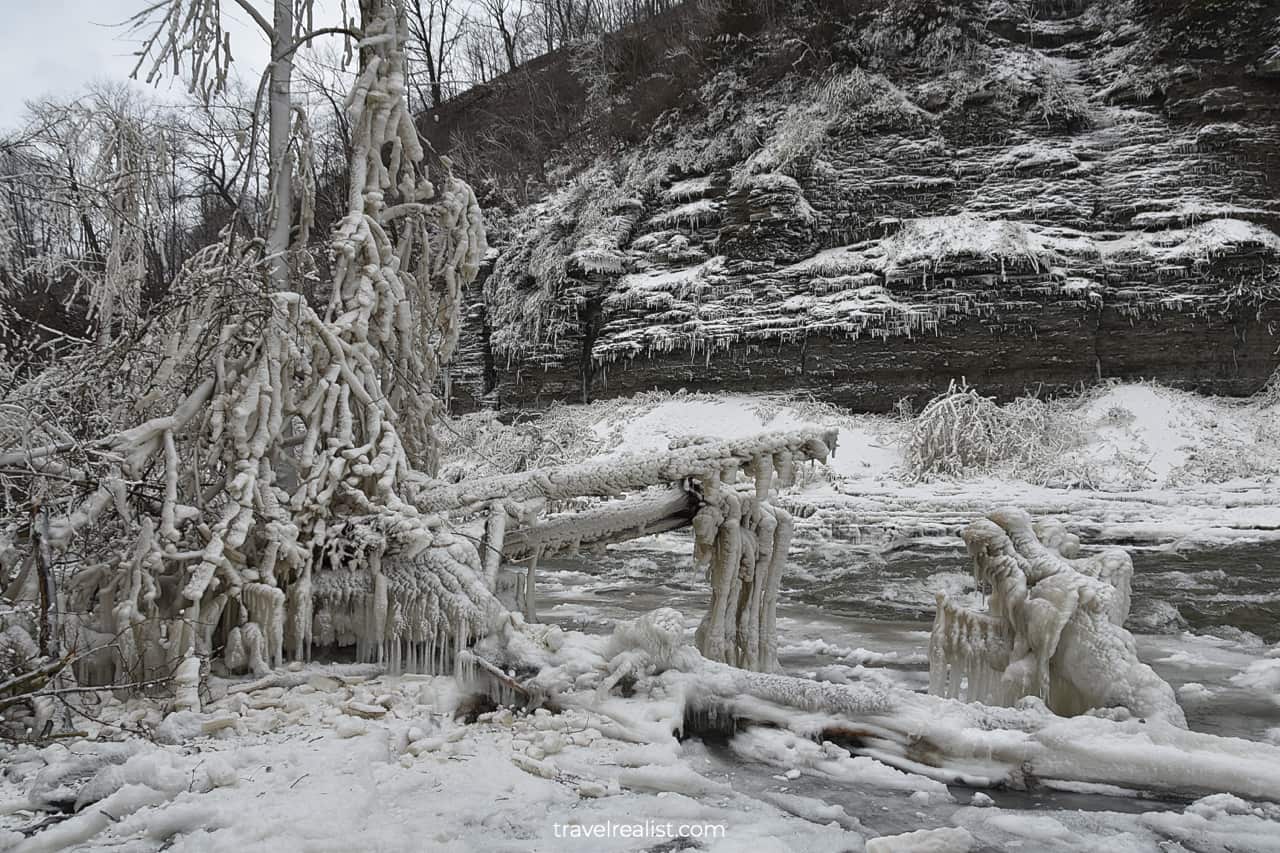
(308, 518, 494, 673)
(690, 448, 803, 672)
(929, 508, 1184, 725)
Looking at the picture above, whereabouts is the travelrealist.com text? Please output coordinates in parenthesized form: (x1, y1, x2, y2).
(552, 820, 728, 840)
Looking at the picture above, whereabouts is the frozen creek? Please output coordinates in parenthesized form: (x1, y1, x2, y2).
(5, 527, 1276, 853)
(6, 386, 1280, 852)
(536, 532, 1280, 829)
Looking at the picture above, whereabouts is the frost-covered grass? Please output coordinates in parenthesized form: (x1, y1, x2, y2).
(902, 379, 1280, 490)
(437, 405, 608, 480)
(746, 69, 929, 175)
(444, 380, 1280, 494)
(901, 380, 1083, 483)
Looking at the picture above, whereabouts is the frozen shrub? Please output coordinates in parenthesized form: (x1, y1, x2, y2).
(1033, 56, 1091, 127)
(858, 0, 990, 72)
(437, 406, 606, 480)
(903, 381, 1081, 481)
(1166, 440, 1280, 487)
(747, 70, 929, 174)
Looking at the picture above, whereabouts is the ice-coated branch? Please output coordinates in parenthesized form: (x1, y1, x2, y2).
(501, 488, 696, 562)
(414, 428, 838, 513)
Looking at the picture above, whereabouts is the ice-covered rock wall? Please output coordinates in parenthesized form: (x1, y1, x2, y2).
(446, 0, 1280, 411)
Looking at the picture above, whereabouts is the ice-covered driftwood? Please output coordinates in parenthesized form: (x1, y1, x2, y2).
(929, 508, 1184, 726)
(500, 489, 698, 562)
(414, 428, 837, 512)
(467, 605, 1280, 803)
(436, 428, 835, 671)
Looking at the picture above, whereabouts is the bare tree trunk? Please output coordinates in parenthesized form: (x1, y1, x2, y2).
(34, 508, 59, 658)
(267, 0, 295, 292)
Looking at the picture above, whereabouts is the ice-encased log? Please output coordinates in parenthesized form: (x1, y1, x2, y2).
(413, 428, 837, 513)
(471, 607, 1280, 803)
(433, 430, 835, 674)
(501, 488, 698, 561)
(930, 508, 1185, 726)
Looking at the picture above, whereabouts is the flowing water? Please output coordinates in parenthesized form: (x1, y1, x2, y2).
(532, 531, 1280, 828)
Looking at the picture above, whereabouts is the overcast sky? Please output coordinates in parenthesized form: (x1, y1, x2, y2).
(0, 0, 284, 132)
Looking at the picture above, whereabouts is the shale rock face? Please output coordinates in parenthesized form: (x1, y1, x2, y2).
(449, 0, 1280, 412)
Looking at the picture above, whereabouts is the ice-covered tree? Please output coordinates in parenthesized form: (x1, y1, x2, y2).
(0, 87, 189, 350)
(128, 0, 361, 291)
(0, 0, 486, 727)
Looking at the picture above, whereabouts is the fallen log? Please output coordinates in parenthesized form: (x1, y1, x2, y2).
(501, 488, 698, 562)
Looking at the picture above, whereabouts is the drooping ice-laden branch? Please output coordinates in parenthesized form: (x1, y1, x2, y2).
(929, 507, 1185, 726)
(500, 488, 697, 562)
(414, 429, 837, 512)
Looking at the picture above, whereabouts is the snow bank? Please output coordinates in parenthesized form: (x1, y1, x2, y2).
(582, 393, 898, 483)
(866, 826, 974, 853)
(466, 383, 1280, 547)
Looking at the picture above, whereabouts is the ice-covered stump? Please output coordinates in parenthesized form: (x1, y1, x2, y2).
(692, 486, 793, 672)
(930, 508, 1185, 726)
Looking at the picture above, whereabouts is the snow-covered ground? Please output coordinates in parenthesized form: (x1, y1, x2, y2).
(5, 659, 1280, 853)
(566, 382, 1280, 548)
(4, 382, 1280, 852)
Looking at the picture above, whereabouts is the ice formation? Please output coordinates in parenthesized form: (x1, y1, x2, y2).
(0, 1, 490, 710)
(929, 507, 1185, 725)
(417, 427, 836, 672)
(691, 469, 794, 671)
(469, 600, 1280, 803)
(307, 518, 500, 673)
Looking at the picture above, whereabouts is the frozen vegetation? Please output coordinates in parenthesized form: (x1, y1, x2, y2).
(441, 378, 1280, 547)
(460, 0, 1280, 410)
(3, 0, 1280, 851)
(7, 361, 1280, 851)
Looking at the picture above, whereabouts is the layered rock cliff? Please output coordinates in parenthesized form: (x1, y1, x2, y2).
(439, 0, 1280, 412)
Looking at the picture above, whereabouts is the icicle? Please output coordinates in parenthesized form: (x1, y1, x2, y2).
(172, 649, 201, 713)
(751, 453, 774, 500)
(242, 582, 286, 669)
(482, 502, 507, 589)
(523, 547, 540, 623)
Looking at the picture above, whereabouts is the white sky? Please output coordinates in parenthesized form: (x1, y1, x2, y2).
(0, 0, 343, 132)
